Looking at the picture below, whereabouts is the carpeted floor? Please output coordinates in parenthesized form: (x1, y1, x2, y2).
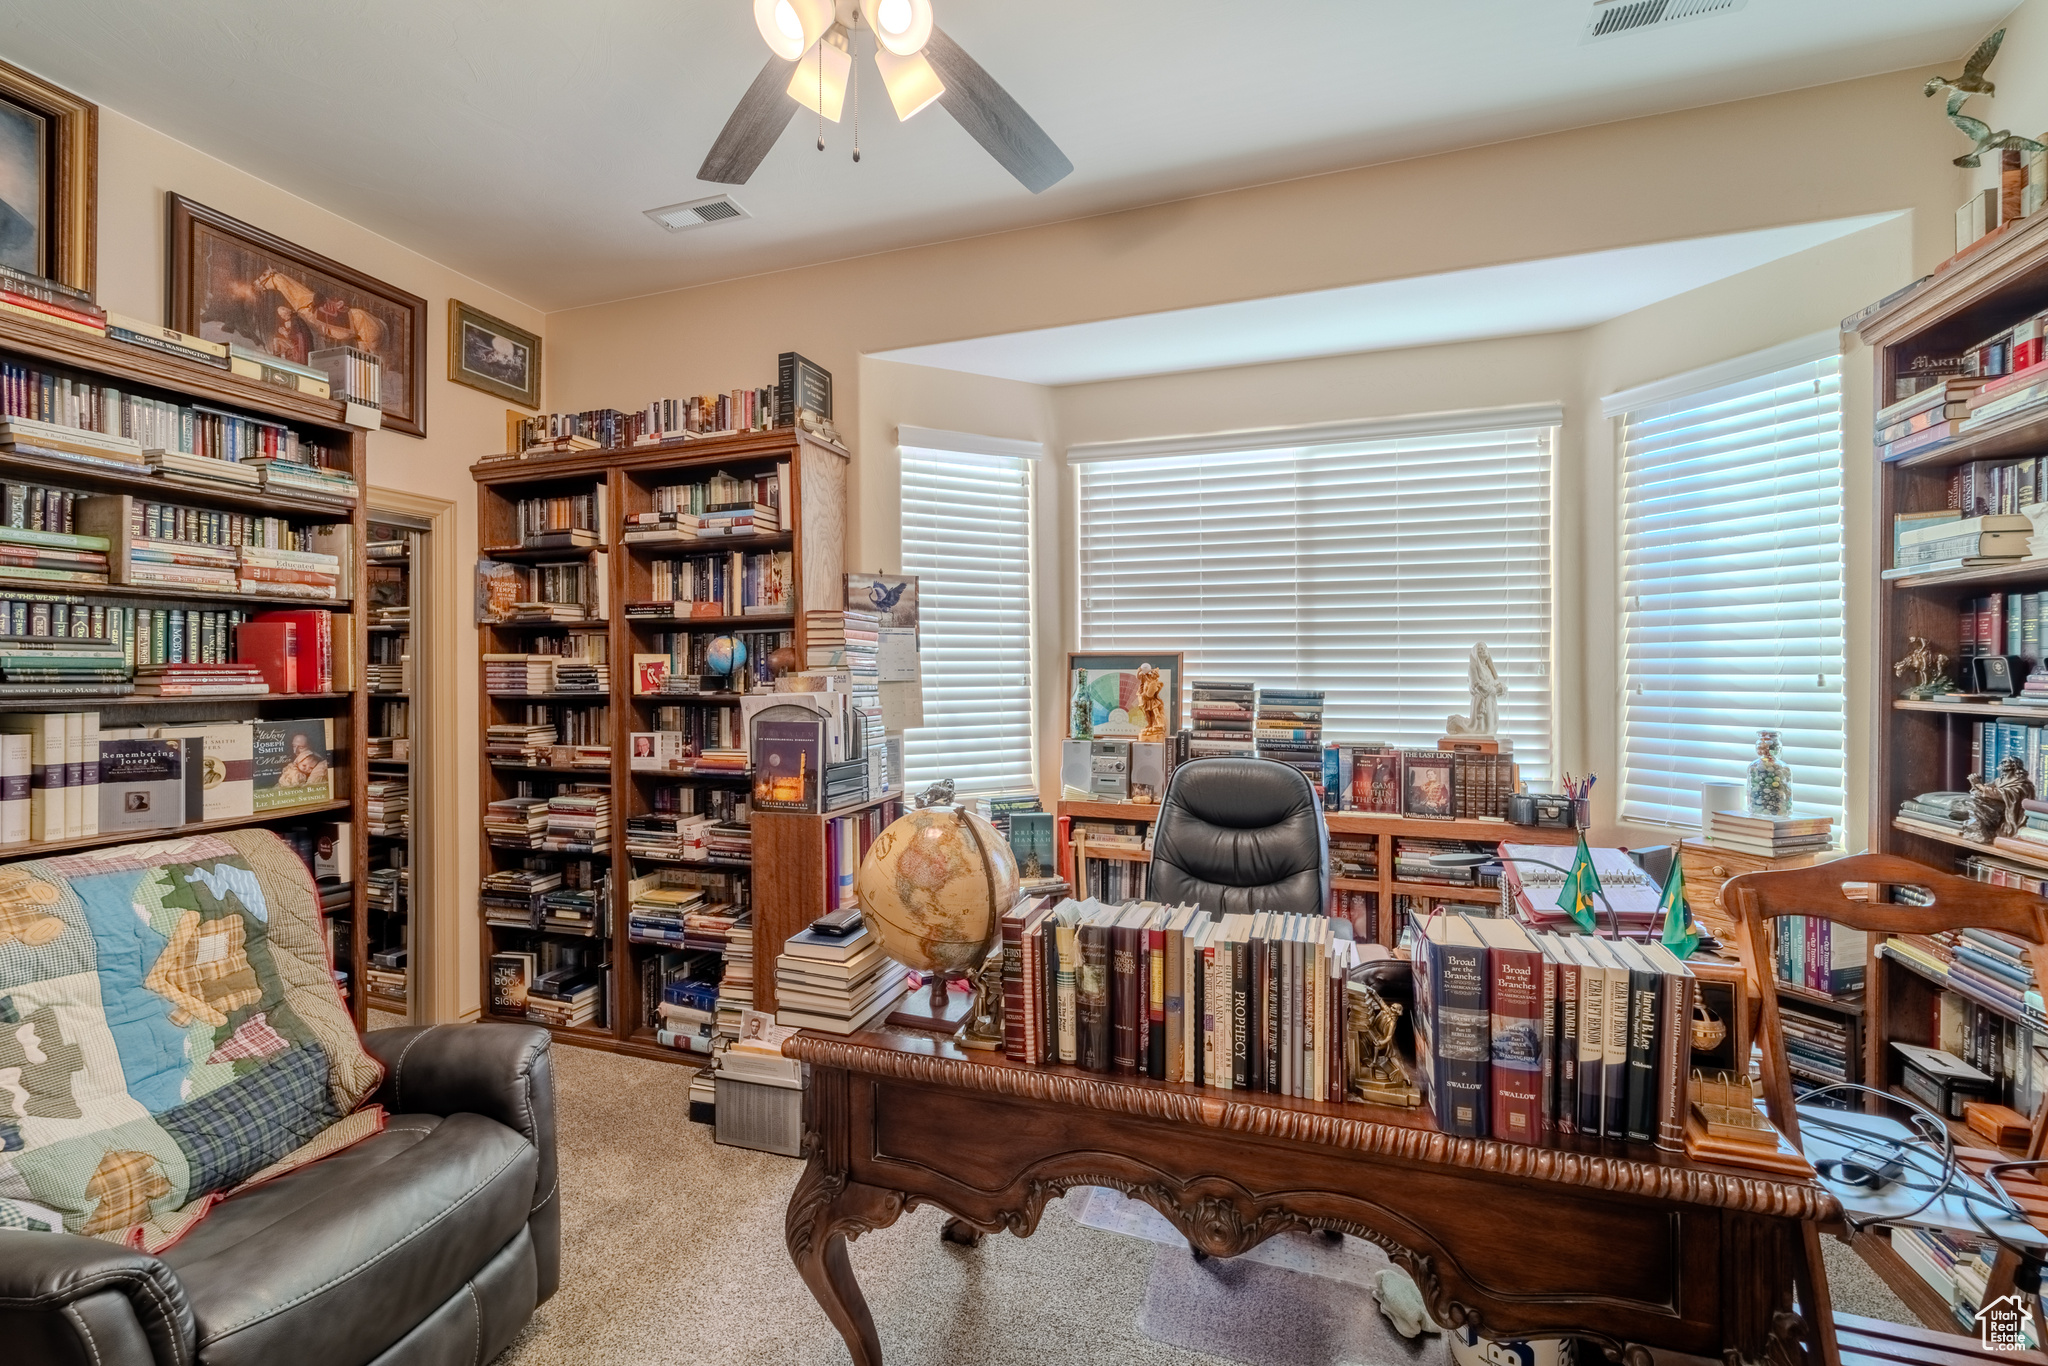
(495, 1043, 1918, 1366)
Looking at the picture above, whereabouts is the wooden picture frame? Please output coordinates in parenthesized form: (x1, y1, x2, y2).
(166, 193, 428, 437)
(1067, 650, 1183, 739)
(0, 57, 96, 295)
(447, 299, 540, 409)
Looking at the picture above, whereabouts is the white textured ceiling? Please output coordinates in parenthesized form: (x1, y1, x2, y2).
(872, 214, 1903, 384)
(0, 1, 2012, 310)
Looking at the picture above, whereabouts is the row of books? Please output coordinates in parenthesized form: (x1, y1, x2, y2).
(646, 469, 786, 524)
(636, 549, 793, 618)
(1882, 931, 2046, 1033)
(1891, 1225, 2037, 1347)
(0, 354, 337, 467)
(822, 805, 891, 912)
(1188, 679, 1255, 758)
(1772, 915, 1868, 997)
(1879, 935, 2046, 1118)
(1330, 744, 1521, 820)
(510, 488, 606, 548)
(641, 948, 722, 1054)
(1255, 688, 1324, 788)
(999, 898, 1353, 1099)
(1073, 847, 1148, 902)
(633, 629, 790, 690)
(0, 713, 335, 843)
(482, 652, 611, 696)
(1779, 1003, 1854, 1091)
(488, 938, 605, 1027)
(1412, 913, 1696, 1147)
(474, 556, 608, 625)
(511, 382, 787, 455)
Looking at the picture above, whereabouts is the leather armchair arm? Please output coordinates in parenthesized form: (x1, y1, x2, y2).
(362, 1024, 559, 1302)
(0, 1229, 196, 1366)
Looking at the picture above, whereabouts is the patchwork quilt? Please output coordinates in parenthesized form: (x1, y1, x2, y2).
(0, 827, 382, 1248)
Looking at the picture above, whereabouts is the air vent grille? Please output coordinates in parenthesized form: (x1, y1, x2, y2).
(1584, 0, 1744, 41)
(644, 195, 750, 232)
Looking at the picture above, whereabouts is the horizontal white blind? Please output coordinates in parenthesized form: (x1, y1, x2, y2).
(900, 445, 1035, 796)
(1619, 354, 1847, 828)
(1076, 425, 1554, 781)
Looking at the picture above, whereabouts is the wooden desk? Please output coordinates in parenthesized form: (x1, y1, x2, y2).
(783, 1027, 1841, 1366)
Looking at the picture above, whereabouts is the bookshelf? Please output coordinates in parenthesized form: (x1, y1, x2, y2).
(1054, 799, 1580, 947)
(471, 428, 848, 1064)
(0, 307, 372, 1023)
(363, 523, 416, 1015)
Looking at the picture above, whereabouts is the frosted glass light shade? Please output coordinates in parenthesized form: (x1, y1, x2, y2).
(754, 0, 833, 60)
(875, 46, 944, 120)
(860, 0, 933, 56)
(788, 37, 853, 122)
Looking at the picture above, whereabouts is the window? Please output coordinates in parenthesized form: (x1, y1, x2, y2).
(1615, 345, 1847, 829)
(1072, 412, 1556, 781)
(899, 435, 1036, 797)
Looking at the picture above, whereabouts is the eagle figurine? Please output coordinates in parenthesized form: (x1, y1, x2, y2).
(1925, 28, 2004, 102)
(1941, 91, 2045, 169)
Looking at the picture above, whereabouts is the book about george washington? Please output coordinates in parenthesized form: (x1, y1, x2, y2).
(1411, 911, 1694, 1150)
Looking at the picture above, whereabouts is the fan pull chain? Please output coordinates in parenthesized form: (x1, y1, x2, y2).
(816, 37, 825, 151)
(851, 14, 862, 162)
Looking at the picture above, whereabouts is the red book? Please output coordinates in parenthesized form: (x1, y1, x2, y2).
(1146, 922, 1167, 1080)
(234, 621, 297, 694)
(1469, 918, 1545, 1146)
(251, 610, 332, 690)
(0, 289, 106, 328)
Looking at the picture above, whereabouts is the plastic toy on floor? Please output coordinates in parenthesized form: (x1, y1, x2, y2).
(1372, 1267, 1441, 1338)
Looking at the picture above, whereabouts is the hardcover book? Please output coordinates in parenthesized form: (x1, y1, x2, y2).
(751, 717, 823, 812)
(153, 721, 252, 821)
(1420, 914, 1489, 1138)
(1349, 745, 1403, 814)
(98, 738, 186, 834)
(1469, 917, 1545, 1145)
(1402, 750, 1455, 819)
(1613, 940, 1662, 1143)
(1077, 909, 1113, 1071)
(252, 718, 333, 812)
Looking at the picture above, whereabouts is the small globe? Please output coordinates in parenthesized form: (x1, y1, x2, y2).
(769, 645, 799, 676)
(705, 635, 747, 677)
(855, 806, 1020, 977)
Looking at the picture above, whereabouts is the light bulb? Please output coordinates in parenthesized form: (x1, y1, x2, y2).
(788, 36, 853, 122)
(754, 0, 832, 60)
(875, 45, 944, 120)
(859, 0, 932, 56)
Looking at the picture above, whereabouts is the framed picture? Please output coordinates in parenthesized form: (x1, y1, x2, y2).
(166, 194, 429, 437)
(1402, 752, 1456, 820)
(448, 299, 541, 408)
(0, 58, 95, 294)
(1066, 651, 1183, 740)
(845, 572, 918, 629)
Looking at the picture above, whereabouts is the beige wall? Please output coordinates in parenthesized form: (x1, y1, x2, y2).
(92, 107, 546, 1021)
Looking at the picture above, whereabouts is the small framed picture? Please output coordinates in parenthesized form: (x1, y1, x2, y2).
(448, 299, 541, 409)
(1402, 752, 1455, 820)
(1066, 652, 1182, 739)
(846, 572, 918, 629)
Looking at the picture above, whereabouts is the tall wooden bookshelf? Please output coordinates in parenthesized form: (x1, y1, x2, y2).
(363, 523, 416, 1015)
(1858, 213, 2048, 1326)
(0, 308, 372, 1024)
(471, 429, 847, 1064)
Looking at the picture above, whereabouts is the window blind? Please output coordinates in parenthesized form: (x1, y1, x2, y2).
(1074, 422, 1554, 781)
(1618, 353, 1847, 829)
(900, 445, 1035, 797)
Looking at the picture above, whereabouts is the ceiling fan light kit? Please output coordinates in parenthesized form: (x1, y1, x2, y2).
(754, 0, 834, 60)
(701, 0, 1073, 193)
(861, 0, 934, 56)
(874, 44, 944, 120)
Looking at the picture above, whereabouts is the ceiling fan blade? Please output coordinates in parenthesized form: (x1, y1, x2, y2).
(922, 27, 1072, 194)
(698, 53, 802, 184)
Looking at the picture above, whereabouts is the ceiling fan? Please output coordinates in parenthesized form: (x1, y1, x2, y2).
(699, 0, 1073, 193)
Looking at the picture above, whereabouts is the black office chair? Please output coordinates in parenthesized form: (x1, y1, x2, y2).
(1147, 756, 1329, 918)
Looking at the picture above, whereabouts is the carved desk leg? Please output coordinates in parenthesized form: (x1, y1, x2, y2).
(786, 1153, 908, 1366)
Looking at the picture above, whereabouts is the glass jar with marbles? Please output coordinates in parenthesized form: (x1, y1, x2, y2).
(1745, 729, 1792, 817)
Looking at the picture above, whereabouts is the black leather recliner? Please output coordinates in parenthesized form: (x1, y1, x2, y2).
(0, 1023, 558, 1366)
(1148, 756, 1330, 917)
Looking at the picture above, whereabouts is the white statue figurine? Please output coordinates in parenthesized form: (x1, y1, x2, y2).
(1445, 642, 1506, 737)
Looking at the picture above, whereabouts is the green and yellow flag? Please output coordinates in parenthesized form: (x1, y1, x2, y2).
(1658, 857, 1700, 960)
(1560, 831, 1602, 933)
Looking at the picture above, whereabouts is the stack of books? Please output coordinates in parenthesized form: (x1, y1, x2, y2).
(693, 746, 748, 775)
(1412, 913, 1695, 1147)
(367, 660, 406, 693)
(1255, 688, 1325, 791)
(480, 866, 557, 929)
(540, 885, 605, 937)
(246, 457, 359, 502)
(823, 759, 868, 810)
(524, 968, 602, 1029)
(364, 779, 408, 836)
(483, 795, 549, 847)
(0, 269, 107, 336)
(803, 608, 880, 674)
(236, 544, 340, 600)
(552, 658, 608, 694)
(624, 809, 697, 859)
(1701, 810, 1835, 858)
(132, 663, 269, 697)
(0, 522, 109, 587)
(1188, 680, 1256, 758)
(365, 953, 406, 1001)
(705, 820, 753, 863)
(773, 922, 910, 1034)
(542, 787, 609, 852)
(1875, 378, 1982, 461)
(626, 870, 706, 946)
(1896, 790, 1970, 835)
(485, 722, 556, 763)
(484, 654, 555, 695)
(0, 637, 130, 695)
(3, 416, 140, 466)
(719, 917, 755, 1039)
(125, 536, 237, 592)
(1778, 1003, 1853, 1092)
(366, 867, 405, 916)
(144, 447, 263, 489)
(654, 973, 719, 1054)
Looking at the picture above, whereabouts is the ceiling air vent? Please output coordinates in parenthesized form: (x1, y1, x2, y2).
(1583, 0, 1746, 42)
(644, 195, 750, 232)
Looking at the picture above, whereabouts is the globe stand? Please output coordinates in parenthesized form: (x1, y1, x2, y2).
(885, 974, 973, 1036)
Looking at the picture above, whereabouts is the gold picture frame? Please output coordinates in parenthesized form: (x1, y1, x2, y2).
(447, 299, 541, 409)
(0, 57, 96, 295)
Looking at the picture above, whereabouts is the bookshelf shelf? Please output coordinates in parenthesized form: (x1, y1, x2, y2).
(1891, 817, 2048, 870)
(1891, 698, 2045, 716)
(0, 309, 371, 1027)
(1885, 558, 2048, 591)
(1889, 405, 2048, 471)
(1773, 980, 1864, 1016)
(475, 427, 848, 1061)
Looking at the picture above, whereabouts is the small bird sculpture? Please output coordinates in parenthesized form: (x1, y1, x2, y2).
(1924, 28, 2004, 102)
(1942, 91, 2046, 169)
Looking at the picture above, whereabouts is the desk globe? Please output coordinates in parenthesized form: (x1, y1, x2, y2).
(853, 794, 1019, 1043)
